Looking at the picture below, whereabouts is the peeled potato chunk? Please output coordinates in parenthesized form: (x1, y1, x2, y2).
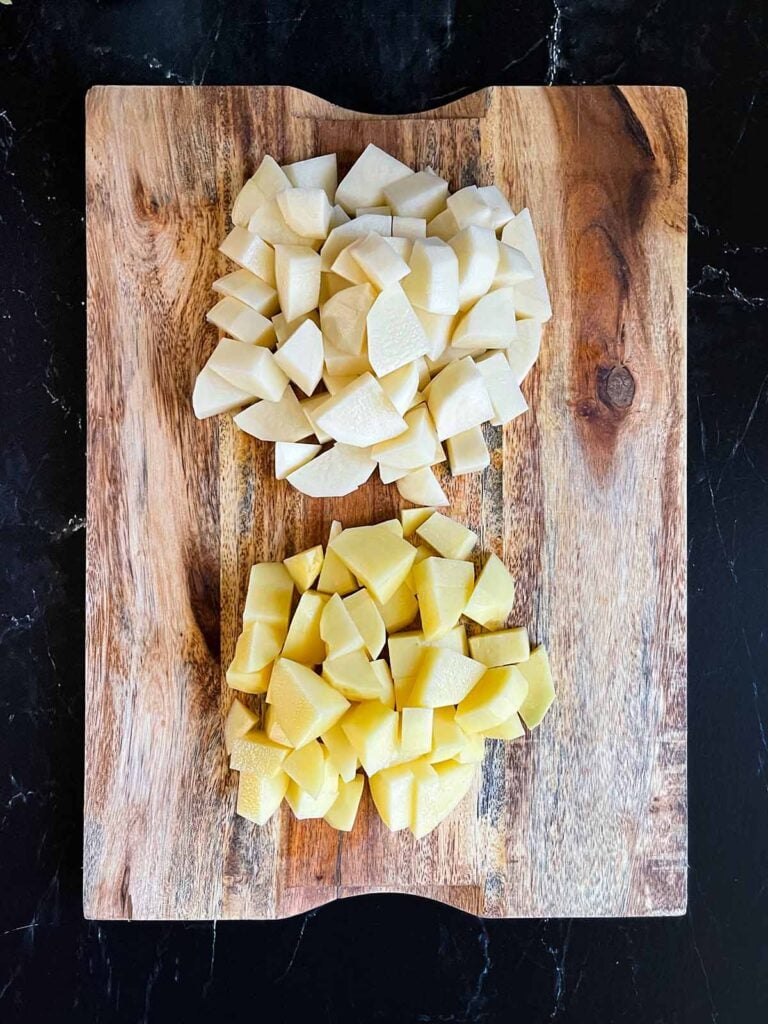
(313, 373, 407, 448)
(273, 318, 324, 396)
(367, 283, 431, 377)
(283, 740, 327, 798)
(243, 562, 294, 627)
(373, 581, 419, 633)
(276, 187, 332, 240)
(283, 545, 324, 593)
(411, 759, 476, 839)
(378, 361, 421, 416)
(213, 268, 279, 316)
(237, 770, 289, 825)
(398, 707, 434, 760)
(324, 774, 365, 831)
(396, 466, 449, 507)
(286, 755, 340, 819)
(506, 318, 542, 384)
(208, 337, 288, 401)
(224, 698, 259, 754)
(415, 512, 477, 560)
(446, 426, 490, 477)
(229, 619, 285, 675)
(449, 226, 499, 310)
(493, 242, 534, 288)
(383, 169, 448, 221)
(407, 646, 485, 708)
(400, 506, 436, 537)
(349, 232, 411, 290)
(463, 553, 515, 629)
(207, 297, 276, 347)
(281, 590, 328, 665)
(274, 244, 321, 322)
(343, 589, 386, 659)
(427, 356, 495, 442)
(477, 185, 515, 231)
(335, 143, 413, 213)
(283, 153, 337, 201)
(501, 209, 552, 321)
(447, 185, 493, 230)
(451, 287, 518, 350)
(219, 226, 275, 285)
(193, 365, 251, 420)
(369, 763, 414, 832)
(230, 730, 290, 777)
(341, 700, 399, 775)
(317, 520, 358, 596)
(323, 649, 382, 701)
(275, 441, 322, 480)
(235, 387, 313, 443)
(371, 658, 396, 708)
(402, 238, 460, 315)
(287, 443, 377, 498)
(413, 556, 475, 640)
(330, 523, 416, 605)
(516, 645, 556, 728)
(455, 665, 529, 734)
(322, 721, 359, 783)
(476, 351, 529, 426)
(469, 627, 530, 668)
(267, 657, 350, 748)
(320, 282, 376, 355)
(482, 711, 525, 740)
(320, 592, 365, 659)
(427, 707, 471, 763)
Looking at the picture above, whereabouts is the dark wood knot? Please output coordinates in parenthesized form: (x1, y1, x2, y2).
(597, 364, 636, 409)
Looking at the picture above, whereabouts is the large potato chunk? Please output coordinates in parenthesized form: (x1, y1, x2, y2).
(313, 373, 407, 447)
(283, 739, 327, 798)
(349, 232, 411, 290)
(413, 556, 475, 640)
(408, 647, 485, 707)
(235, 387, 313, 443)
(402, 238, 460, 315)
(224, 698, 259, 754)
(383, 169, 448, 221)
(415, 512, 477, 560)
(396, 467, 449, 507)
(208, 338, 288, 401)
(207, 297, 276, 346)
(320, 282, 376, 355)
(236, 770, 288, 825)
(446, 426, 490, 477)
(287, 443, 377, 497)
(286, 755, 340, 819)
(283, 153, 337, 201)
(449, 226, 499, 310)
(321, 721, 359, 783)
(369, 763, 414, 831)
(451, 287, 518, 350)
(276, 187, 332, 240)
(283, 545, 324, 593)
(343, 589, 386, 659)
(455, 665, 529, 733)
(516, 645, 556, 728)
(274, 441, 322, 480)
(219, 227, 276, 285)
(335, 143, 413, 213)
(192, 366, 251, 420)
(341, 700, 399, 775)
(476, 351, 528, 426)
(324, 774, 365, 831)
(230, 730, 290, 777)
(320, 593, 365, 658)
(281, 590, 328, 665)
(274, 244, 321, 322)
(243, 561, 294, 626)
(212, 268, 279, 316)
(468, 627, 530, 667)
(274, 318, 324, 396)
(410, 759, 476, 839)
(317, 520, 358, 596)
(323, 649, 382, 701)
(501, 209, 552, 321)
(427, 357, 494, 441)
(330, 524, 417, 604)
(366, 284, 431, 377)
(267, 657, 350, 748)
(463, 553, 515, 629)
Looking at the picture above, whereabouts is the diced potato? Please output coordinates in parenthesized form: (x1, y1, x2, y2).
(273, 318, 324, 396)
(416, 512, 477, 560)
(283, 153, 337, 202)
(370, 658, 396, 708)
(411, 759, 476, 838)
(452, 287, 517, 350)
(446, 426, 490, 476)
(373, 582, 419, 633)
(275, 441, 322, 480)
(399, 707, 433, 759)
(411, 308, 453, 362)
(427, 207, 459, 242)
(383, 169, 448, 221)
(229, 619, 285, 675)
(402, 238, 459, 315)
(265, 703, 292, 746)
(276, 187, 332, 239)
(357, 205, 393, 216)
(193, 365, 252, 419)
(213, 268, 279, 316)
(469, 627, 529, 667)
(426, 707, 470, 762)
(282, 739, 327, 798)
(324, 774, 365, 831)
(388, 624, 469, 685)
(207, 338, 288, 401)
(455, 733, 486, 764)
(335, 143, 413, 213)
(320, 592, 365, 658)
(447, 185, 493, 230)
(322, 342, 372, 376)
(236, 770, 288, 825)
(283, 545, 324, 593)
(427, 357, 494, 441)
(299, 394, 332, 442)
(317, 520, 358, 596)
(320, 214, 392, 271)
(369, 763, 414, 831)
(330, 524, 416, 604)
(463, 553, 515, 629)
(341, 700, 399, 775)
(331, 241, 370, 285)
(323, 649, 382, 701)
(272, 309, 320, 345)
(366, 283, 431, 377)
(516, 645, 556, 728)
(287, 443, 376, 497)
(230, 730, 290, 777)
(207, 297, 276, 347)
(343, 589, 386, 659)
(449, 226, 499, 310)
(379, 463, 410, 484)
(455, 665, 529, 733)
(476, 351, 529, 426)
(394, 676, 415, 710)
(506, 318, 542, 384)
(321, 720, 359, 783)
(427, 342, 486, 374)
(274, 244, 321, 322)
(248, 196, 313, 246)
(392, 216, 427, 238)
(349, 232, 411, 290)
(320, 282, 376, 355)
(323, 373, 357, 395)
(378, 361, 420, 416)
(372, 404, 438, 470)
(219, 226, 276, 285)
(400, 506, 435, 537)
(319, 270, 351, 304)
(501, 210, 552, 321)
(281, 590, 328, 665)
(477, 185, 515, 231)
(408, 646, 485, 707)
(383, 235, 414, 261)
(482, 711, 525, 740)
(235, 387, 314, 442)
(413, 556, 475, 640)
(267, 657, 350, 748)
(224, 698, 259, 754)
(396, 467, 449, 507)
(313, 373, 407, 448)
(286, 755, 340, 819)
(226, 661, 272, 695)
(493, 242, 534, 288)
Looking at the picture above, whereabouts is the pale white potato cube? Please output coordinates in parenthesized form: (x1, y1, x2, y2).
(276, 188, 333, 239)
(372, 403, 438, 470)
(192, 365, 251, 419)
(447, 185, 493, 230)
(320, 282, 376, 355)
(402, 238, 459, 315)
(319, 271, 351, 304)
(331, 242, 370, 285)
(248, 198, 311, 246)
(382, 236, 414, 261)
(300, 394, 333, 442)
(512, 276, 552, 322)
(234, 386, 313, 442)
(335, 144, 413, 213)
(287, 443, 376, 497)
(501, 209, 551, 321)
(274, 245, 321, 322)
(446, 425, 490, 476)
(384, 170, 449, 221)
(206, 297, 276, 347)
(476, 351, 529, 425)
(232, 156, 291, 227)
(313, 373, 407, 447)
(378, 361, 420, 415)
(323, 341, 372, 376)
(477, 185, 515, 231)
(427, 356, 494, 441)
(212, 269, 279, 316)
(379, 463, 410, 484)
(451, 287, 517, 350)
(366, 284, 431, 377)
(426, 342, 487, 373)
(208, 337, 288, 401)
(283, 153, 338, 201)
(231, 178, 266, 229)
(493, 242, 534, 288)
(396, 466, 449, 506)
(274, 441, 322, 479)
(449, 226, 499, 310)
(219, 227, 275, 286)
(356, 205, 392, 215)
(392, 216, 427, 239)
(413, 308, 456, 361)
(322, 373, 357, 395)
(329, 204, 351, 229)
(506, 319, 542, 383)
(350, 233, 411, 290)
(272, 310, 319, 346)
(427, 207, 459, 242)
(320, 214, 392, 270)
(274, 319, 324, 396)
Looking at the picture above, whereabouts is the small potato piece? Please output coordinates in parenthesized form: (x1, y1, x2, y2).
(476, 351, 529, 426)
(283, 153, 337, 202)
(287, 443, 377, 497)
(493, 242, 534, 288)
(427, 207, 459, 242)
(501, 209, 552, 321)
(378, 361, 421, 416)
(349, 232, 411, 290)
(411, 759, 476, 839)
(282, 590, 328, 665)
(402, 238, 460, 315)
(275, 441, 322, 480)
(283, 545, 324, 593)
(265, 704, 291, 746)
(384, 170, 448, 221)
(451, 287, 518, 350)
(317, 520, 358, 596)
(322, 342, 372, 377)
(400, 506, 436, 537)
(455, 665, 529, 734)
(507, 318, 542, 384)
(272, 309, 320, 345)
(283, 739, 327, 798)
(414, 556, 475, 640)
(412, 307, 455, 361)
(243, 562, 294, 626)
(477, 185, 515, 231)
(193, 366, 252, 419)
(392, 216, 426, 239)
(371, 659, 396, 708)
(330, 523, 416, 605)
(469, 628, 530, 667)
(408, 646, 485, 708)
(372, 404, 438, 471)
(207, 297, 276, 347)
(248, 197, 311, 246)
(427, 707, 470, 763)
(235, 388, 314, 443)
(286, 756, 340, 819)
(427, 357, 494, 441)
(482, 711, 525, 740)
(313, 373, 407, 448)
(274, 318, 324, 396)
(229, 620, 285, 675)
(396, 467, 449, 507)
(320, 215, 392, 272)
(463, 553, 516, 629)
(323, 649, 383, 701)
(446, 426, 490, 477)
(226, 661, 272, 695)
(389, 626, 469, 685)
(516, 645, 556, 729)
(447, 185, 493, 230)
(320, 593, 366, 658)
(230, 730, 290, 777)
(369, 763, 414, 832)
(449, 226, 499, 310)
(324, 774, 365, 831)
(276, 187, 332, 239)
(399, 707, 434, 759)
(320, 282, 376, 355)
(373, 582, 419, 633)
(212, 268, 279, 316)
(366, 283, 431, 377)
(335, 144, 413, 213)
(357, 205, 393, 216)
(224, 698, 259, 754)
(207, 338, 288, 401)
(321, 721, 358, 783)
(267, 658, 350, 748)
(219, 226, 276, 285)
(341, 700, 399, 775)
(237, 770, 288, 825)
(343, 589, 386, 659)
(274, 244, 321, 322)
(416, 512, 477, 560)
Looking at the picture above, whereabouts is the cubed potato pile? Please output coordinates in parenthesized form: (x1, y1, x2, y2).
(225, 510, 556, 838)
(194, 144, 551, 503)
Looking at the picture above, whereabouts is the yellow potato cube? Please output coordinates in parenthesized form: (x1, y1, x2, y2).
(413, 556, 475, 640)
(516, 645, 556, 729)
(236, 770, 288, 825)
(225, 660, 273, 695)
(410, 759, 476, 839)
(341, 700, 399, 776)
(463, 553, 516, 629)
(317, 520, 358, 596)
(283, 544, 324, 593)
(369, 763, 414, 832)
(343, 589, 386, 658)
(400, 506, 436, 537)
(408, 647, 485, 708)
(321, 721, 359, 783)
(399, 707, 433, 759)
(330, 524, 416, 604)
(373, 582, 418, 633)
(228, 620, 285, 676)
(264, 703, 291, 746)
(267, 657, 350, 748)
(230, 730, 290, 777)
(468, 628, 530, 667)
(282, 739, 327, 798)
(320, 593, 365, 657)
(482, 712, 525, 740)
(324, 774, 365, 831)
(224, 698, 259, 754)
(371, 659, 396, 708)
(281, 590, 328, 665)
(394, 675, 415, 711)
(415, 512, 477, 560)
(388, 625, 469, 681)
(243, 562, 294, 626)
(455, 733, 486, 764)
(323, 649, 382, 701)
(455, 665, 529, 734)
(285, 756, 340, 819)
(426, 707, 471, 763)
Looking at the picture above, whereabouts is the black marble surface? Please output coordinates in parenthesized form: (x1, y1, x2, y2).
(1, 1, 766, 1020)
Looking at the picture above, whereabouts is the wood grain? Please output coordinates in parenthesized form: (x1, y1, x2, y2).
(84, 85, 687, 919)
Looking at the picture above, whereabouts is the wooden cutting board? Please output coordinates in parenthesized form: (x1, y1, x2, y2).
(84, 85, 687, 920)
